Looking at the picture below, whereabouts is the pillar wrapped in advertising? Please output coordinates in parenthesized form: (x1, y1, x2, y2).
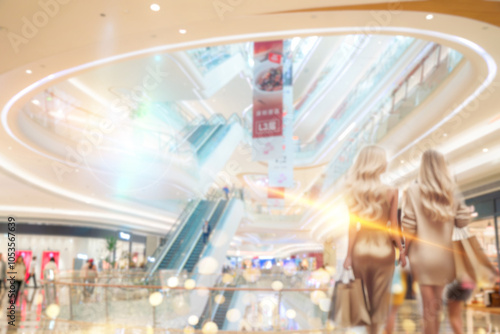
(268, 38, 294, 189)
(252, 40, 283, 161)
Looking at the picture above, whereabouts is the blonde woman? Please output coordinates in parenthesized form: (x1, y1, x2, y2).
(343, 145, 406, 334)
(402, 149, 471, 334)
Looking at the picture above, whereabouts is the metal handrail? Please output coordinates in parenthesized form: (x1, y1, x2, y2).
(44, 280, 329, 292)
(144, 199, 201, 278)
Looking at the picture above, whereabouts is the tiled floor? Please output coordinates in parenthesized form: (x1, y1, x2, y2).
(2, 286, 500, 333)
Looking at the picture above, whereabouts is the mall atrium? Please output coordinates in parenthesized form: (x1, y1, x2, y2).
(1, 0, 500, 333)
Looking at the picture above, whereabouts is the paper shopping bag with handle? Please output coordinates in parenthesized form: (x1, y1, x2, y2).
(328, 268, 371, 328)
(453, 228, 497, 283)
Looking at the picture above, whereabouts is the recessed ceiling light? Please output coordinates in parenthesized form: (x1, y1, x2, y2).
(179, 29, 187, 34)
(26, 69, 32, 74)
(483, 148, 489, 152)
(400, 160, 405, 163)
(32, 99, 40, 105)
(150, 4, 160, 11)
(426, 14, 434, 20)
(443, 133, 447, 137)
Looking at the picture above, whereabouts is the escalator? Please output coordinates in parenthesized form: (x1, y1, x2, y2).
(149, 198, 230, 276)
(196, 276, 241, 330)
(187, 124, 220, 150)
(197, 123, 231, 163)
(163, 200, 216, 270)
(151, 200, 215, 272)
(182, 200, 228, 272)
(212, 289, 236, 329)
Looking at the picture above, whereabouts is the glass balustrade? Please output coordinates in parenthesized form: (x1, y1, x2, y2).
(185, 44, 246, 75)
(293, 34, 368, 120)
(321, 45, 464, 191)
(291, 36, 320, 75)
(244, 202, 307, 220)
(40, 268, 334, 332)
(296, 36, 415, 160)
(24, 89, 197, 160)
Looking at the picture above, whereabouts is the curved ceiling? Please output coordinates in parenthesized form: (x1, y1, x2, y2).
(0, 0, 499, 253)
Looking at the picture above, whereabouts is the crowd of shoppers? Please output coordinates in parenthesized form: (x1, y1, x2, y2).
(0, 255, 59, 305)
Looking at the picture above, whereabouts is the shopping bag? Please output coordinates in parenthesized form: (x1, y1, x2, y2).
(453, 228, 497, 283)
(328, 268, 371, 328)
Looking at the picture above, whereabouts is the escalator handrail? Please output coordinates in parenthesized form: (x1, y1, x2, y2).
(145, 199, 202, 278)
(197, 124, 231, 162)
(195, 124, 223, 153)
(175, 199, 223, 275)
(179, 118, 207, 147)
(187, 124, 210, 145)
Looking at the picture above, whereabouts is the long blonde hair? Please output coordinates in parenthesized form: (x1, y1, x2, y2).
(418, 150, 455, 223)
(344, 145, 388, 221)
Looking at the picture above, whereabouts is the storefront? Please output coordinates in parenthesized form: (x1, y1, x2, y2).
(2, 223, 147, 278)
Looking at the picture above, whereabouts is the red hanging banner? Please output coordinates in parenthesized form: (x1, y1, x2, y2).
(253, 40, 283, 139)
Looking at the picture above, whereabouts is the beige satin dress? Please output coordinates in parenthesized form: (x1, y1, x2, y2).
(352, 200, 395, 325)
(401, 183, 471, 286)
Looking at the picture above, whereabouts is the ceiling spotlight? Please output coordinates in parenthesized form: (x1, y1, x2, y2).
(483, 148, 489, 152)
(26, 69, 32, 74)
(32, 99, 40, 105)
(400, 160, 405, 164)
(426, 14, 434, 20)
(179, 29, 187, 34)
(443, 133, 448, 137)
(150, 4, 160, 11)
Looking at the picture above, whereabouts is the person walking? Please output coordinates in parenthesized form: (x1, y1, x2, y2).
(444, 279, 475, 334)
(401, 149, 471, 334)
(343, 145, 405, 334)
(83, 259, 98, 298)
(0, 253, 6, 292)
(202, 220, 211, 244)
(26, 256, 38, 289)
(43, 257, 58, 279)
(43, 257, 58, 304)
(12, 256, 26, 304)
(222, 186, 230, 200)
